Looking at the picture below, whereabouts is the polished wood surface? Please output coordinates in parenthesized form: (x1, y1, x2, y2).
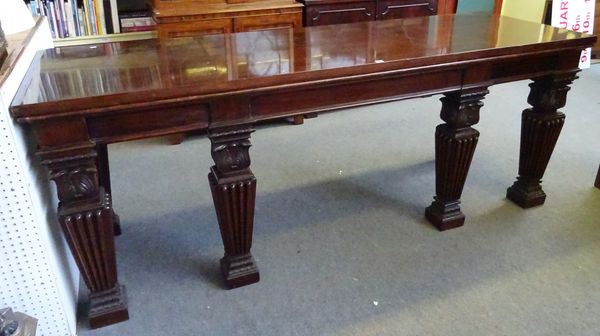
(12, 14, 595, 112)
(437, 0, 456, 14)
(9, 13, 596, 329)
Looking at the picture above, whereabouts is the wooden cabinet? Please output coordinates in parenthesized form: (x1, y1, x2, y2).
(152, 0, 303, 38)
(301, 0, 437, 26)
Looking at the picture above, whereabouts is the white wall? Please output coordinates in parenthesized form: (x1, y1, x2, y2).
(0, 18, 79, 336)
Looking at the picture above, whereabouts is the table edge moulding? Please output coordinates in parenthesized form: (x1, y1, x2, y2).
(8, 13, 597, 329)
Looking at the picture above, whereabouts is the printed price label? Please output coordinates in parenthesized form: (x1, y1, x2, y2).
(552, 0, 596, 69)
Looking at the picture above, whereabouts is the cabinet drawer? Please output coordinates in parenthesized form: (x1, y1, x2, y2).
(234, 12, 302, 32)
(157, 19, 233, 38)
(305, 2, 376, 26)
(376, 0, 436, 20)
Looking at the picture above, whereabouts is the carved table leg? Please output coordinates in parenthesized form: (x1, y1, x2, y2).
(507, 72, 578, 208)
(208, 126, 260, 289)
(96, 144, 121, 236)
(42, 146, 128, 329)
(425, 87, 489, 231)
(595, 165, 600, 189)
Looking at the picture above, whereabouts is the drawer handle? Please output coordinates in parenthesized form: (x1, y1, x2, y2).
(380, 2, 432, 17)
(312, 7, 373, 22)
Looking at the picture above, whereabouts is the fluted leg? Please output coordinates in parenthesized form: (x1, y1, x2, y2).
(426, 87, 488, 231)
(208, 126, 259, 289)
(42, 145, 128, 329)
(507, 71, 579, 208)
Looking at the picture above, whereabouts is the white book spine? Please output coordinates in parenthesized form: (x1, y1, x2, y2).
(109, 0, 120, 33)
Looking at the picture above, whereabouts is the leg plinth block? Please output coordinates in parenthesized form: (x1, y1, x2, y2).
(89, 285, 129, 329)
(425, 198, 465, 231)
(220, 253, 260, 289)
(506, 180, 546, 208)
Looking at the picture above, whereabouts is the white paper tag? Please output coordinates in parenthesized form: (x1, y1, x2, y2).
(551, 0, 596, 69)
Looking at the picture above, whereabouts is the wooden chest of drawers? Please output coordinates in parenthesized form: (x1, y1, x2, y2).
(300, 0, 437, 26)
(152, 0, 303, 38)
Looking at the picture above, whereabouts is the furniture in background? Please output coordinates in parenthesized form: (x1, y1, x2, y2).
(151, 0, 303, 38)
(10, 14, 596, 329)
(299, 0, 438, 26)
(595, 166, 600, 188)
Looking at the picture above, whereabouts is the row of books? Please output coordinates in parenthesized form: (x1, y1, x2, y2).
(24, 0, 156, 39)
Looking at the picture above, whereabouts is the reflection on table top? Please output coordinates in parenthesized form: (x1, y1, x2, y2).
(11, 13, 594, 110)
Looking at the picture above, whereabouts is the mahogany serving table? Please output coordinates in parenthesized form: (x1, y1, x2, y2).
(9, 13, 596, 329)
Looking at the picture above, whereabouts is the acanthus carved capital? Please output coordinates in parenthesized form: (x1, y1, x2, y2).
(440, 88, 489, 129)
(50, 165, 99, 202)
(527, 71, 579, 113)
(209, 127, 255, 176)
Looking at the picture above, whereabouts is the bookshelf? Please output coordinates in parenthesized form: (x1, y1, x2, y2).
(24, 0, 156, 46)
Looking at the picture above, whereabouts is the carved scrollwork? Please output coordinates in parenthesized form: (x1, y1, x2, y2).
(209, 128, 255, 176)
(527, 71, 579, 113)
(50, 166, 99, 202)
(440, 88, 489, 129)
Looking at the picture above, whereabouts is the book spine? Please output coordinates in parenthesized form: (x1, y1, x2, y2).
(96, 0, 106, 35)
(90, 0, 99, 35)
(59, 0, 70, 37)
(65, 0, 76, 37)
(54, 0, 65, 38)
(109, 0, 119, 33)
(79, 6, 87, 36)
(82, 0, 92, 35)
(47, 0, 58, 38)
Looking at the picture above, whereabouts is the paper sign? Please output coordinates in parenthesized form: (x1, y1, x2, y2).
(552, 0, 596, 69)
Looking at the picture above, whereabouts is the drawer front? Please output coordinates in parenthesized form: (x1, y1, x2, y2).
(157, 19, 233, 39)
(234, 12, 302, 32)
(376, 0, 436, 20)
(305, 2, 376, 26)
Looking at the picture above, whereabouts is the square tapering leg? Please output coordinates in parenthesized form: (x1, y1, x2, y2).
(507, 71, 578, 208)
(42, 145, 129, 329)
(208, 126, 260, 289)
(426, 88, 488, 231)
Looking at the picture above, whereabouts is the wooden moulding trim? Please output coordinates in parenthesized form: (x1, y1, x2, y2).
(154, 7, 303, 23)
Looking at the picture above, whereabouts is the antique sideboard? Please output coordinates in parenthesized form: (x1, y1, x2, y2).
(9, 13, 596, 329)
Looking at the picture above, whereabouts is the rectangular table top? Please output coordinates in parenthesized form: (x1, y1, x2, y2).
(10, 13, 595, 122)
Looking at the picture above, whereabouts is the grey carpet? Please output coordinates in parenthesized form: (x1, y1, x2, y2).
(79, 65, 600, 336)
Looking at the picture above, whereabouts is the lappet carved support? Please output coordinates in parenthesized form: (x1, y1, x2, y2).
(507, 71, 579, 208)
(41, 144, 128, 329)
(208, 126, 259, 289)
(426, 87, 489, 231)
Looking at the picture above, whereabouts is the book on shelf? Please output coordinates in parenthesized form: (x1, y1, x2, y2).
(119, 10, 156, 33)
(24, 0, 123, 39)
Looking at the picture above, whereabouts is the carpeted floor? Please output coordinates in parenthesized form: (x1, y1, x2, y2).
(79, 65, 600, 336)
